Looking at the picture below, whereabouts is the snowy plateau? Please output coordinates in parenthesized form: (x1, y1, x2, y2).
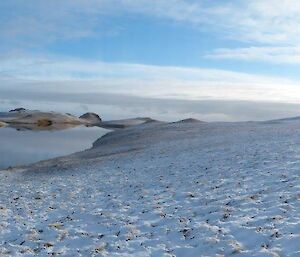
(1, 118, 300, 256)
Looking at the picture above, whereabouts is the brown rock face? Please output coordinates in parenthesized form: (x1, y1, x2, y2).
(37, 119, 53, 127)
(0, 122, 7, 127)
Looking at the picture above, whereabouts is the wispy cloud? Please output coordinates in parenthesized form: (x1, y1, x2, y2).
(0, 0, 211, 50)
(3, 0, 300, 47)
(206, 46, 300, 64)
(3, 0, 300, 65)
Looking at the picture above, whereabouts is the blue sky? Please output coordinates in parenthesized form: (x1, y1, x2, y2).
(2, 0, 300, 103)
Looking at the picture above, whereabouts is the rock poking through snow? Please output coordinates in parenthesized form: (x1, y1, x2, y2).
(0, 109, 160, 131)
(9, 107, 27, 113)
(79, 112, 102, 125)
(0, 109, 102, 127)
(0, 121, 7, 127)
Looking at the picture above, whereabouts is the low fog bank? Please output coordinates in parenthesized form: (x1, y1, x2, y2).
(1, 86, 300, 122)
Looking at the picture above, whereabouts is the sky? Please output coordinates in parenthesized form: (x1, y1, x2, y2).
(2, 0, 300, 120)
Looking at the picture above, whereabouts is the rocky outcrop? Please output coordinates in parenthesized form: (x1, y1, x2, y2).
(0, 109, 100, 127)
(0, 121, 7, 127)
(98, 117, 159, 129)
(9, 107, 27, 113)
(0, 109, 158, 130)
(174, 118, 205, 124)
(79, 112, 102, 125)
(1, 111, 82, 125)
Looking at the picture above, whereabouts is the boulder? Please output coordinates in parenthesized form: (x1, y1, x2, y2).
(79, 112, 102, 125)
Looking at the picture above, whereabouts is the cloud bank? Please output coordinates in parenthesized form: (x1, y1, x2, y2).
(2, 56, 300, 104)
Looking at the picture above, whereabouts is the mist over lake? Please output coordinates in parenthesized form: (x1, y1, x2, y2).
(0, 126, 108, 169)
(2, 82, 300, 122)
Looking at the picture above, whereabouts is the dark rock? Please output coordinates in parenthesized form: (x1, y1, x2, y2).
(79, 112, 102, 124)
(9, 108, 26, 113)
(175, 118, 206, 124)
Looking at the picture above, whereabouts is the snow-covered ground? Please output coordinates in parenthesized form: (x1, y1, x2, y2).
(1, 118, 300, 256)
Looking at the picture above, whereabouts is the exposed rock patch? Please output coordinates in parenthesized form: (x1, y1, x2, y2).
(0, 109, 157, 131)
(79, 112, 102, 125)
(0, 121, 7, 127)
(99, 117, 159, 129)
(0, 109, 89, 126)
(174, 118, 205, 123)
(37, 119, 53, 127)
(9, 107, 27, 113)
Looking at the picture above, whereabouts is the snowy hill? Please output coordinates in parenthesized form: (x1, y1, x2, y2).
(1, 118, 300, 256)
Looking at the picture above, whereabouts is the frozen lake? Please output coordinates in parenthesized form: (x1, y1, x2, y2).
(0, 126, 108, 169)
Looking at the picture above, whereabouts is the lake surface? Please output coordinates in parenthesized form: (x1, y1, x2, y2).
(0, 126, 108, 169)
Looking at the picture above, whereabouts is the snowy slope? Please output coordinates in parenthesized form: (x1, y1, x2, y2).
(1, 119, 300, 256)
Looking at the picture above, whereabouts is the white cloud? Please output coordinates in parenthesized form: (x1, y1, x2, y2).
(206, 46, 300, 64)
(3, 0, 300, 46)
(2, 55, 300, 104)
(3, 0, 300, 66)
(122, 0, 300, 65)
